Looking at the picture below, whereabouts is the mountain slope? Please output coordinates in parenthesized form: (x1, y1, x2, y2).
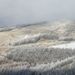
(0, 20, 75, 74)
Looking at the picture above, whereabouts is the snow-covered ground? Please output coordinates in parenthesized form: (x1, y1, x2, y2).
(52, 42, 75, 49)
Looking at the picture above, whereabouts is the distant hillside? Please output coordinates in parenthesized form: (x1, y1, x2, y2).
(0, 20, 75, 75)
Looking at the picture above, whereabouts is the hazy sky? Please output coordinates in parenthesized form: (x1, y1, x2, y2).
(0, 0, 75, 26)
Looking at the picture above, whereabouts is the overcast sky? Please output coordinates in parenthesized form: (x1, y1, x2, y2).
(0, 0, 75, 26)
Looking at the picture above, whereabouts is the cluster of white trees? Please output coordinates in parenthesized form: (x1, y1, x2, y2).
(11, 33, 58, 46)
(7, 45, 75, 65)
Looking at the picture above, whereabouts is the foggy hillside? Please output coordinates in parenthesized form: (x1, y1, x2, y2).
(0, 20, 75, 75)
